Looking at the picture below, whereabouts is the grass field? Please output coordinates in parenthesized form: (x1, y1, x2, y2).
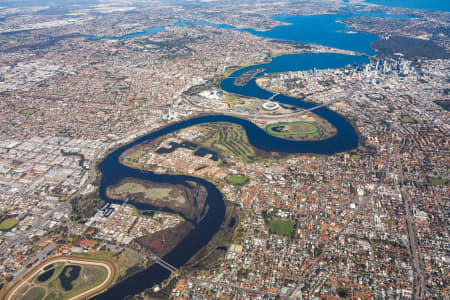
(319, 79, 335, 87)
(72, 251, 115, 260)
(400, 115, 415, 123)
(0, 217, 19, 230)
(12, 262, 109, 300)
(20, 108, 38, 115)
(222, 66, 241, 77)
(55, 92, 68, 96)
(225, 175, 249, 186)
(269, 218, 295, 236)
(198, 122, 255, 162)
(110, 181, 186, 205)
(22, 287, 46, 300)
(265, 121, 322, 140)
(428, 177, 447, 185)
(220, 95, 244, 107)
(56, 131, 70, 137)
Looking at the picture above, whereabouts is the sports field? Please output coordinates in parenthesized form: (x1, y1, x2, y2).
(20, 108, 38, 115)
(6, 257, 114, 300)
(0, 217, 19, 230)
(269, 218, 295, 236)
(265, 121, 323, 140)
(225, 175, 249, 185)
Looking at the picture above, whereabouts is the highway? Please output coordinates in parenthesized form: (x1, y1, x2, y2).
(183, 88, 354, 121)
(397, 152, 425, 299)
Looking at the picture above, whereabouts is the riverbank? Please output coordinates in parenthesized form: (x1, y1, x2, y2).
(93, 49, 368, 298)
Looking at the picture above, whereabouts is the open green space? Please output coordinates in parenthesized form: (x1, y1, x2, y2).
(20, 108, 38, 115)
(220, 95, 244, 107)
(72, 251, 115, 260)
(13, 262, 109, 300)
(0, 217, 19, 230)
(198, 122, 256, 162)
(428, 177, 447, 185)
(265, 121, 322, 140)
(225, 175, 249, 186)
(269, 218, 295, 236)
(22, 287, 46, 300)
(222, 66, 241, 77)
(319, 79, 335, 87)
(55, 92, 68, 96)
(109, 181, 186, 205)
(56, 131, 70, 137)
(400, 115, 415, 123)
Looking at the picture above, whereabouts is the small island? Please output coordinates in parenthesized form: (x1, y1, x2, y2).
(234, 68, 266, 86)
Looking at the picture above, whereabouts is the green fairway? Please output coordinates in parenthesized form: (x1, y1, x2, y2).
(265, 121, 322, 140)
(225, 175, 249, 186)
(0, 217, 19, 230)
(269, 218, 294, 236)
(20, 108, 38, 115)
(198, 122, 255, 161)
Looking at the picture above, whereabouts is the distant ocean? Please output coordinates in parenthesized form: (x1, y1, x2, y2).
(365, 0, 450, 12)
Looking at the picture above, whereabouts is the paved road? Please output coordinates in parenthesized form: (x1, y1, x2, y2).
(184, 91, 354, 121)
(13, 243, 56, 278)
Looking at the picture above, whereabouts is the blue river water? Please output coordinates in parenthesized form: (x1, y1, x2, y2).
(365, 0, 450, 12)
(94, 52, 367, 299)
(92, 6, 414, 300)
(90, 11, 415, 55)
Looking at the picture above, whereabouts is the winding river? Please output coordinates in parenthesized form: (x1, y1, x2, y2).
(94, 52, 367, 299)
(91, 8, 395, 299)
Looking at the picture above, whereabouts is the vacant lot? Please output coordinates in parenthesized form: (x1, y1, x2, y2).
(110, 181, 185, 205)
